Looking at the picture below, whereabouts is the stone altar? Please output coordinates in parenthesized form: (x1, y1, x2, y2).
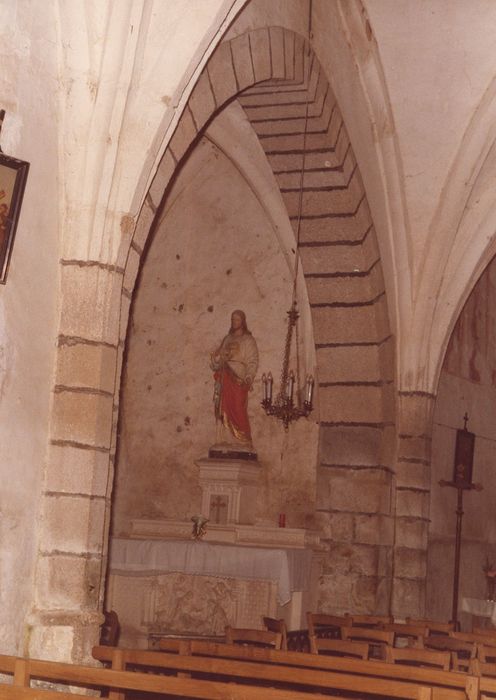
(106, 519, 322, 647)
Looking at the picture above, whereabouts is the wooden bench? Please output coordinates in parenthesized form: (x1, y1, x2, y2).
(306, 612, 348, 640)
(225, 625, 282, 649)
(348, 614, 394, 627)
(0, 652, 422, 700)
(479, 675, 496, 699)
(341, 625, 395, 659)
(309, 637, 369, 659)
(407, 619, 456, 636)
(423, 635, 476, 672)
(386, 646, 451, 671)
(0, 653, 338, 699)
(93, 644, 440, 699)
(478, 644, 496, 663)
(381, 622, 429, 648)
(101, 641, 478, 700)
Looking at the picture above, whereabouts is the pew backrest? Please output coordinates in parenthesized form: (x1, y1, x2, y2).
(309, 636, 369, 659)
(406, 619, 455, 636)
(386, 646, 451, 671)
(225, 625, 282, 649)
(478, 643, 496, 664)
(0, 652, 434, 700)
(381, 623, 429, 648)
(104, 643, 475, 700)
(348, 614, 393, 627)
(92, 645, 440, 700)
(306, 612, 348, 639)
(341, 625, 394, 659)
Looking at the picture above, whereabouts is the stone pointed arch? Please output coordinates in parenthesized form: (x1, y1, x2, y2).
(409, 75, 496, 396)
(118, 27, 396, 619)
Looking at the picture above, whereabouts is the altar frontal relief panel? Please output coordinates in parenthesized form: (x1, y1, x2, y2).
(112, 27, 394, 619)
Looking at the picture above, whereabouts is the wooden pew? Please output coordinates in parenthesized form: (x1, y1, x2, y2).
(478, 675, 496, 699)
(0, 652, 414, 700)
(309, 637, 369, 659)
(225, 626, 282, 649)
(348, 614, 393, 627)
(341, 625, 394, 659)
(478, 644, 496, 663)
(93, 645, 438, 699)
(469, 658, 496, 677)
(104, 641, 477, 700)
(157, 638, 479, 698)
(386, 646, 451, 671)
(424, 635, 476, 672)
(306, 612, 348, 640)
(407, 619, 456, 636)
(381, 622, 429, 648)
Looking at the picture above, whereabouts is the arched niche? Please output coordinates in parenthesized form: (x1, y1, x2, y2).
(112, 100, 319, 533)
(113, 27, 395, 619)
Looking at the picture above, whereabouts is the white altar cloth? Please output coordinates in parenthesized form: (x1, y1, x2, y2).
(110, 537, 312, 605)
(461, 597, 496, 624)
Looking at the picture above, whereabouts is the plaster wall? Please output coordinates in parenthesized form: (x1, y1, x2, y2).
(113, 119, 318, 535)
(0, 1, 60, 652)
(364, 0, 496, 273)
(428, 257, 496, 626)
(55, 0, 249, 265)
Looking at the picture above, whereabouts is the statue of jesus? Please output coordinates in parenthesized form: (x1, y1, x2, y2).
(210, 310, 259, 449)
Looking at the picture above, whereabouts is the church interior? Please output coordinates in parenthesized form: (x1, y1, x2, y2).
(2, 0, 496, 695)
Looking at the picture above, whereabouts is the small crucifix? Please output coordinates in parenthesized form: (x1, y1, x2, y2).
(210, 495, 228, 524)
(439, 413, 483, 627)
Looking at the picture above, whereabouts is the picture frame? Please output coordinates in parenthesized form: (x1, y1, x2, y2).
(0, 152, 30, 283)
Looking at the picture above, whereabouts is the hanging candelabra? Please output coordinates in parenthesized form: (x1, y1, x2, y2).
(260, 10, 315, 431)
(261, 302, 314, 430)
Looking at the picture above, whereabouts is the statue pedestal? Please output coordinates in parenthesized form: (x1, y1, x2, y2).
(196, 456, 261, 525)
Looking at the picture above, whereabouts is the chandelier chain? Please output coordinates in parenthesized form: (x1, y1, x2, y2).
(276, 304, 298, 403)
(260, 1, 315, 430)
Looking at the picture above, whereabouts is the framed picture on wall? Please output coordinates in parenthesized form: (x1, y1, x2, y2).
(0, 152, 30, 283)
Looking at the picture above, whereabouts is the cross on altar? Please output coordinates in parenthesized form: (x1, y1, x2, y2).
(439, 413, 482, 627)
(210, 495, 228, 524)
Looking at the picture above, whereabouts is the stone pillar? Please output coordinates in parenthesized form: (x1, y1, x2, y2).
(391, 391, 435, 618)
(28, 263, 124, 662)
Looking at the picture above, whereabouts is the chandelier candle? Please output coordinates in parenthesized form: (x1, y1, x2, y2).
(305, 375, 314, 405)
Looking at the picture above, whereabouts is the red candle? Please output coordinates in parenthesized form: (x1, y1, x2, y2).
(279, 513, 286, 528)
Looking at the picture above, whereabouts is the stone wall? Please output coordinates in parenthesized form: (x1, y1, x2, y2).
(0, 0, 60, 655)
(428, 256, 496, 627)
